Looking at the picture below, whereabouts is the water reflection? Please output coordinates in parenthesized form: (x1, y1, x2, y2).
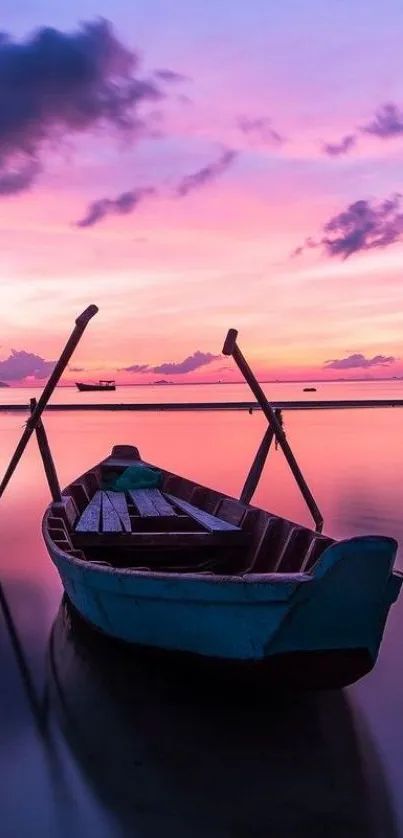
(334, 481, 403, 548)
(0, 582, 47, 737)
(0, 580, 50, 741)
(45, 597, 396, 838)
(1, 406, 403, 836)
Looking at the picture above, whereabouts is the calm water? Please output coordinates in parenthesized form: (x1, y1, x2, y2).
(2, 383, 403, 837)
(1, 378, 403, 405)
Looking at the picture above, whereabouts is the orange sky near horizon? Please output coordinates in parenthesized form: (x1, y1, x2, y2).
(1, 179, 402, 385)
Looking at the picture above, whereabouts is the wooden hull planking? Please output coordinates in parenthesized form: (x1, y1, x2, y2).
(41, 446, 402, 686)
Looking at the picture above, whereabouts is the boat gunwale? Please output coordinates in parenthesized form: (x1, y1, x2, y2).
(42, 514, 313, 585)
(43, 451, 318, 586)
(43, 510, 399, 588)
(43, 449, 398, 589)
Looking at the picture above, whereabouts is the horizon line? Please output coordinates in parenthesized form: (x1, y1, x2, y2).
(3, 376, 403, 388)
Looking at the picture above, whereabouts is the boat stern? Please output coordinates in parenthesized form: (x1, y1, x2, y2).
(267, 535, 402, 684)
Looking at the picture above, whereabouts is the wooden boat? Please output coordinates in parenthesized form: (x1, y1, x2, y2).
(76, 379, 116, 392)
(303, 386, 317, 392)
(41, 440, 402, 688)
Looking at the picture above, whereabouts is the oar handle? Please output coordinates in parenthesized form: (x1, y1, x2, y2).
(28, 304, 99, 428)
(75, 304, 99, 328)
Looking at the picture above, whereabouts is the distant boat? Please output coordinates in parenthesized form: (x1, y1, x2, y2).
(303, 387, 317, 392)
(151, 379, 174, 386)
(76, 380, 116, 392)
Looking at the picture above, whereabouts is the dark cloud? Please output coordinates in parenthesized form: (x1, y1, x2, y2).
(0, 160, 40, 195)
(69, 366, 85, 372)
(290, 237, 317, 258)
(237, 116, 284, 146)
(324, 353, 396, 370)
(293, 194, 403, 259)
(75, 186, 154, 228)
(152, 351, 220, 375)
(120, 363, 149, 373)
(322, 134, 356, 157)
(0, 19, 161, 195)
(76, 149, 236, 228)
(362, 103, 403, 139)
(175, 149, 237, 198)
(0, 350, 55, 381)
(320, 102, 403, 158)
(121, 351, 219, 376)
(154, 68, 189, 83)
(76, 199, 111, 228)
(76, 144, 240, 229)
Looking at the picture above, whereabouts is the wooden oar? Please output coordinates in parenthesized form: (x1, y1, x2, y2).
(0, 304, 98, 498)
(30, 397, 62, 502)
(223, 328, 323, 532)
(240, 425, 274, 504)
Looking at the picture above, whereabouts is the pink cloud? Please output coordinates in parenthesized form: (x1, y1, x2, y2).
(0, 349, 55, 382)
(324, 353, 397, 370)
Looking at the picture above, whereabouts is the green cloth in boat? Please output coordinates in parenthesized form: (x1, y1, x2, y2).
(102, 465, 162, 491)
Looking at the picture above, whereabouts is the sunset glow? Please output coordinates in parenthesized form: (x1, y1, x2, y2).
(1, 2, 403, 385)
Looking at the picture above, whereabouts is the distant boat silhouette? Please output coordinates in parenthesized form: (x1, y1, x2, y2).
(303, 387, 317, 392)
(151, 380, 174, 386)
(76, 380, 116, 392)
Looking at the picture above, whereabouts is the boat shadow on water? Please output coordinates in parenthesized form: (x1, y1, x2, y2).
(47, 596, 398, 838)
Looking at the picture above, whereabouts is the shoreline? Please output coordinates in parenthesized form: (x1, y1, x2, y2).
(0, 399, 403, 412)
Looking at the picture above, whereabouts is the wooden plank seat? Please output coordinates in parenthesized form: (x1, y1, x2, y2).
(104, 491, 131, 532)
(165, 494, 241, 532)
(128, 489, 177, 517)
(73, 487, 248, 549)
(75, 490, 102, 532)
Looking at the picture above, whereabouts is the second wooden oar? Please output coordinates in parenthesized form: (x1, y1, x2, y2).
(0, 304, 98, 498)
(223, 328, 323, 532)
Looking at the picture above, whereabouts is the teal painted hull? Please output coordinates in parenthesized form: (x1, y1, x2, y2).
(45, 530, 402, 687)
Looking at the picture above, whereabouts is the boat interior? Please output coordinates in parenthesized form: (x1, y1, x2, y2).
(45, 446, 334, 576)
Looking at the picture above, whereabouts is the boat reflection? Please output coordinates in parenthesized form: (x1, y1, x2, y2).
(47, 597, 397, 838)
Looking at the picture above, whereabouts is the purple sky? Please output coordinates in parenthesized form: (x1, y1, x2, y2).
(0, 1, 403, 383)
